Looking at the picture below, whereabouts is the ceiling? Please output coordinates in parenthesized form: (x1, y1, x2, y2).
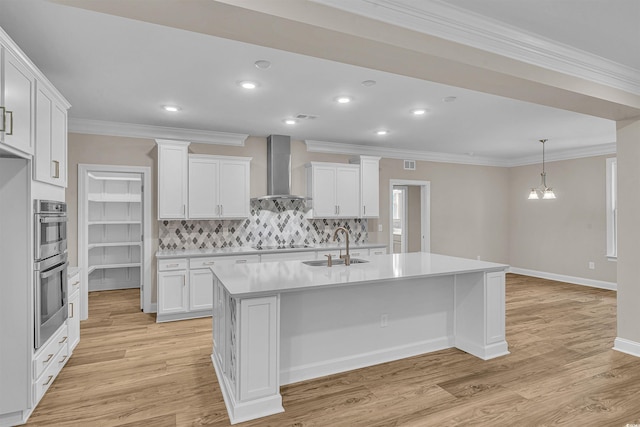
(0, 0, 634, 165)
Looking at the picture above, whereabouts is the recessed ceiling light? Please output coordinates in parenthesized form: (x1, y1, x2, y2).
(443, 96, 457, 103)
(411, 108, 427, 115)
(239, 81, 258, 89)
(376, 130, 389, 136)
(163, 105, 181, 112)
(361, 80, 376, 87)
(284, 119, 297, 125)
(254, 60, 271, 69)
(335, 96, 352, 104)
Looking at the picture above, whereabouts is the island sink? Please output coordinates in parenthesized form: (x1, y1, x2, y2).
(302, 258, 369, 267)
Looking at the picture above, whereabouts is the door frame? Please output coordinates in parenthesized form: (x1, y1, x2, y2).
(78, 164, 153, 318)
(392, 185, 409, 253)
(388, 179, 431, 253)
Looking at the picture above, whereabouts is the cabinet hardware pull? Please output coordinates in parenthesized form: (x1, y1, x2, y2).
(166, 263, 179, 267)
(235, 259, 247, 264)
(43, 375, 54, 386)
(59, 336, 68, 344)
(0, 106, 5, 132)
(70, 302, 74, 318)
(364, 205, 366, 215)
(52, 160, 60, 179)
(337, 205, 340, 215)
(183, 276, 186, 287)
(204, 261, 215, 265)
(220, 205, 223, 216)
(5, 110, 13, 135)
(58, 355, 68, 364)
(182, 205, 186, 215)
(43, 354, 54, 363)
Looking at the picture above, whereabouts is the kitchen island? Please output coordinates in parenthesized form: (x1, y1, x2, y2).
(211, 252, 509, 424)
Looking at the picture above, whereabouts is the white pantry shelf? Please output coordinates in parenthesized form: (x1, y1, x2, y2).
(88, 242, 141, 250)
(88, 263, 142, 275)
(88, 220, 141, 226)
(88, 195, 141, 203)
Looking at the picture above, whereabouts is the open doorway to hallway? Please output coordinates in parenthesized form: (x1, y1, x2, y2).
(389, 180, 431, 253)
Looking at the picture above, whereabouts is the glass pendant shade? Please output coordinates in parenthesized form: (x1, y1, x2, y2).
(543, 189, 556, 199)
(528, 189, 539, 199)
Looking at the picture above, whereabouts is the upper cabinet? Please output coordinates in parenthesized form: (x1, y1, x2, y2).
(306, 162, 360, 218)
(350, 156, 380, 218)
(156, 139, 251, 220)
(34, 83, 68, 187)
(0, 46, 35, 156)
(189, 155, 251, 219)
(157, 140, 189, 220)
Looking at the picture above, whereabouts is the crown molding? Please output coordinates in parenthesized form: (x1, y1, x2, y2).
(68, 118, 248, 146)
(509, 142, 617, 166)
(312, 0, 640, 96)
(305, 140, 616, 168)
(305, 140, 511, 167)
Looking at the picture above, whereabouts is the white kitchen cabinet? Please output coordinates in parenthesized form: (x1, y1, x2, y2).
(0, 46, 35, 156)
(188, 154, 251, 219)
(190, 268, 214, 311)
(305, 162, 360, 218)
(156, 139, 189, 219)
(158, 269, 189, 316)
(67, 269, 81, 353)
(350, 156, 380, 218)
(34, 83, 68, 187)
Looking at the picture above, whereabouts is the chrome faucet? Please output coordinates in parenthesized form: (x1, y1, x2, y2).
(333, 226, 351, 266)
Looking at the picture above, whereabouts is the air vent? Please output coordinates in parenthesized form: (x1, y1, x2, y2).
(295, 114, 318, 120)
(404, 160, 416, 170)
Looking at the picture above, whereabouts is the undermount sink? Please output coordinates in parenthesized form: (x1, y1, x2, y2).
(302, 258, 369, 267)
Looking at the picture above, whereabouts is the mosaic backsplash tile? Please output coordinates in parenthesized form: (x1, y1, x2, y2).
(158, 199, 368, 250)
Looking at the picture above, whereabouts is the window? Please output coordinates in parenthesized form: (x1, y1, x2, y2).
(606, 157, 617, 260)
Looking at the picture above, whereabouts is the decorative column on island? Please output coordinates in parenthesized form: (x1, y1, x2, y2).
(211, 252, 509, 424)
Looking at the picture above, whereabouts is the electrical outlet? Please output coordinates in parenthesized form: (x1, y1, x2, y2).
(380, 314, 388, 328)
(378, 224, 383, 232)
(588, 261, 595, 270)
(477, 255, 481, 260)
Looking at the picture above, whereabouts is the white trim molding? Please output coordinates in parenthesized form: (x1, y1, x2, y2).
(312, 0, 640, 96)
(509, 267, 617, 291)
(613, 338, 640, 358)
(305, 139, 510, 167)
(69, 118, 249, 146)
(509, 143, 617, 167)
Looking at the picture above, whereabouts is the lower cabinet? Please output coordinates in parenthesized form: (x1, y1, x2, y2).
(157, 255, 259, 322)
(67, 291, 80, 352)
(32, 325, 69, 405)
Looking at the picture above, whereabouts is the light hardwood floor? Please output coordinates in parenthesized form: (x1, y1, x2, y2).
(26, 274, 640, 426)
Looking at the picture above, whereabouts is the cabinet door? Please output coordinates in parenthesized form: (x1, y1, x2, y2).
(336, 166, 360, 217)
(360, 158, 379, 217)
(157, 141, 188, 219)
(485, 272, 506, 345)
(2, 49, 35, 155)
(189, 157, 219, 219)
(189, 269, 214, 311)
(67, 291, 80, 352)
(34, 86, 52, 183)
(311, 165, 337, 217)
(219, 159, 250, 218)
(51, 103, 67, 187)
(158, 271, 188, 314)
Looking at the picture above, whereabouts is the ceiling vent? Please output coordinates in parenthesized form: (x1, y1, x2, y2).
(295, 114, 318, 120)
(404, 160, 416, 170)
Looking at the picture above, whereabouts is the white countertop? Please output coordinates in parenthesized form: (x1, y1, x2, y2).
(156, 242, 387, 259)
(211, 252, 508, 297)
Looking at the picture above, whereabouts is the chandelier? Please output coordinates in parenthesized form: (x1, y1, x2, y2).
(528, 139, 556, 200)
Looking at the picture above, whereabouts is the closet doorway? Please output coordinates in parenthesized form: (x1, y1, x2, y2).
(389, 179, 431, 253)
(78, 164, 152, 318)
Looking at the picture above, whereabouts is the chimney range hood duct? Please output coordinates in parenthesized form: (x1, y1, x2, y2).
(255, 135, 305, 201)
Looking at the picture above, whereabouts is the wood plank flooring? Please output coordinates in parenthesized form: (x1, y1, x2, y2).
(25, 274, 640, 426)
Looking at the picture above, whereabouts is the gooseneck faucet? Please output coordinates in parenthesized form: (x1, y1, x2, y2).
(333, 226, 351, 266)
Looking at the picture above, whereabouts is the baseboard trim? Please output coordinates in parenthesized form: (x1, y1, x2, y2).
(280, 336, 454, 386)
(613, 338, 640, 358)
(508, 267, 617, 291)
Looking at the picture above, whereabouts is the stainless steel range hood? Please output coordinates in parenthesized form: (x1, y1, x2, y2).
(255, 135, 305, 201)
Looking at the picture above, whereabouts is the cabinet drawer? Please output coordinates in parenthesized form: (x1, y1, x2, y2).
(158, 258, 188, 271)
(33, 324, 68, 380)
(210, 255, 260, 265)
(260, 252, 317, 262)
(34, 343, 69, 403)
(189, 257, 218, 269)
(68, 272, 81, 297)
(369, 248, 387, 256)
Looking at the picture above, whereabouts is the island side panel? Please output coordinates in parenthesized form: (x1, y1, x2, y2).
(279, 275, 455, 385)
(454, 271, 509, 360)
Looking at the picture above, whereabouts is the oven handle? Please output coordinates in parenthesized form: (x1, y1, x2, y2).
(40, 216, 68, 224)
(40, 262, 69, 279)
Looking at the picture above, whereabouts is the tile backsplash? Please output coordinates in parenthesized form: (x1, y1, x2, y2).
(158, 199, 367, 250)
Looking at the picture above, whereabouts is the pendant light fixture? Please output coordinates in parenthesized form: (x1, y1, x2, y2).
(528, 139, 556, 200)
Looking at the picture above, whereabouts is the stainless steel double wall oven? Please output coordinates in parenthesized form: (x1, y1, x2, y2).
(34, 200, 68, 349)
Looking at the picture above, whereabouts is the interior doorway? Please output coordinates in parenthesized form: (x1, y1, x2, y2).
(389, 180, 430, 253)
(78, 164, 152, 318)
